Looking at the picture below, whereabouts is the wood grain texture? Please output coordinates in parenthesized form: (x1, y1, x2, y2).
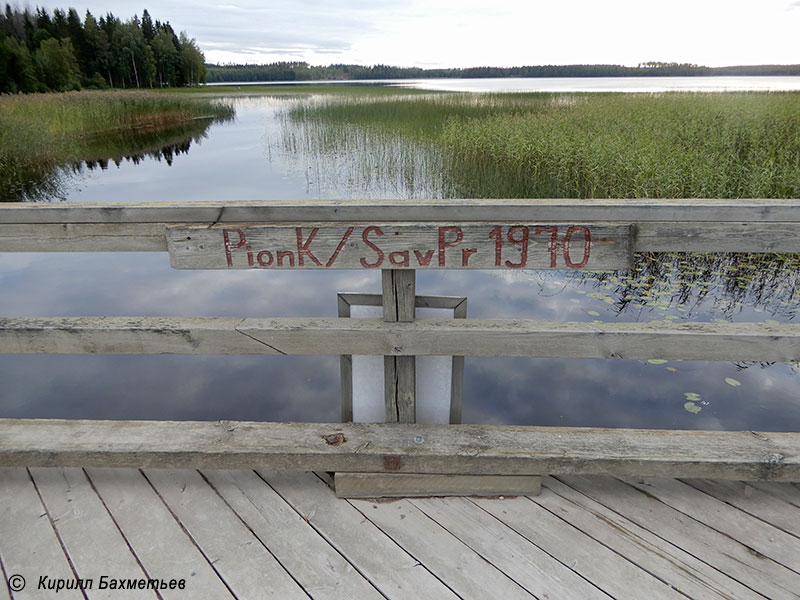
(167, 222, 632, 270)
(4, 199, 800, 224)
(201, 469, 383, 600)
(347, 497, 535, 600)
(261, 471, 462, 600)
(143, 469, 307, 600)
(539, 476, 757, 599)
(2, 419, 799, 481)
(0, 468, 83, 599)
(621, 477, 800, 572)
(83, 468, 234, 599)
(407, 496, 608, 600)
(560, 474, 800, 599)
(333, 473, 541, 498)
(3, 317, 799, 362)
(472, 494, 684, 599)
(29, 467, 155, 599)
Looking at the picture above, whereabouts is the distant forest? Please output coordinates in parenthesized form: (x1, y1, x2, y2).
(0, 5, 206, 93)
(207, 62, 800, 83)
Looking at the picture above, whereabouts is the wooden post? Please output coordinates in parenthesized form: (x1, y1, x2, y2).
(382, 270, 415, 423)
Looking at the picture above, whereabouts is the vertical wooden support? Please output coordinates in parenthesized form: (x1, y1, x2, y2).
(382, 270, 416, 423)
(450, 298, 467, 425)
(338, 294, 353, 423)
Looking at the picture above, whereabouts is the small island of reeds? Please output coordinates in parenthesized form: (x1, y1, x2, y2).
(0, 90, 234, 201)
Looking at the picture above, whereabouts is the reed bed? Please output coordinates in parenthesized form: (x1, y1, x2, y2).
(0, 90, 234, 200)
(287, 91, 800, 199)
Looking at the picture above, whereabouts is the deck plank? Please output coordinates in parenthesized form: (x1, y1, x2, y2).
(142, 469, 307, 600)
(539, 476, 756, 600)
(201, 469, 383, 600)
(84, 468, 235, 599)
(682, 479, 800, 539)
(748, 481, 800, 510)
(561, 475, 800, 599)
(29, 467, 155, 599)
(259, 471, 462, 600)
(0, 572, 9, 600)
(348, 497, 535, 600)
(409, 496, 611, 600)
(0, 468, 82, 599)
(621, 477, 800, 572)
(471, 495, 686, 599)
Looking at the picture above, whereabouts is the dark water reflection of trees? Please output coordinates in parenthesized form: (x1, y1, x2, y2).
(26, 114, 234, 201)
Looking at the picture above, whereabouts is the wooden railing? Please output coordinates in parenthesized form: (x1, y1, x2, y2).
(1, 199, 799, 481)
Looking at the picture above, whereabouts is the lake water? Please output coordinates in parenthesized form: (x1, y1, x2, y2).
(2, 86, 799, 430)
(210, 75, 800, 93)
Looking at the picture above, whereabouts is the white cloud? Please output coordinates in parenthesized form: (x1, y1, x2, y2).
(35, 1, 800, 67)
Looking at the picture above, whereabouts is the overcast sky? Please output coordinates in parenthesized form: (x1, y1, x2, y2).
(36, 0, 800, 68)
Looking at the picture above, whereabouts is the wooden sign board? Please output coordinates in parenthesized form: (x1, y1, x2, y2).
(167, 223, 634, 270)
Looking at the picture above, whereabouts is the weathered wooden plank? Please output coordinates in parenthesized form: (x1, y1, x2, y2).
(539, 476, 758, 600)
(636, 222, 800, 252)
(261, 471, 462, 599)
(408, 496, 610, 600)
(0, 570, 9, 600)
(6, 221, 800, 253)
(0, 317, 276, 355)
(29, 467, 155, 599)
(143, 469, 307, 600)
(621, 477, 800, 572)
(384, 356, 416, 423)
(682, 479, 800, 538)
(3, 419, 800, 481)
(4, 199, 800, 224)
(381, 269, 416, 323)
(382, 269, 416, 423)
(560, 475, 800, 599)
(333, 473, 541, 498)
(201, 469, 383, 600)
(348, 497, 535, 600)
(472, 494, 684, 599)
(167, 222, 633, 270)
(2, 317, 799, 362)
(748, 481, 800, 509)
(0, 468, 83, 600)
(0, 224, 166, 252)
(84, 468, 234, 599)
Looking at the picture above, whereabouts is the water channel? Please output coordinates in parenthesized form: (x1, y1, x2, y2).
(2, 80, 799, 430)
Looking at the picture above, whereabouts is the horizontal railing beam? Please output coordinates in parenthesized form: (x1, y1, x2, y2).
(1, 317, 798, 362)
(0, 418, 797, 480)
(3, 199, 800, 224)
(4, 221, 800, 254)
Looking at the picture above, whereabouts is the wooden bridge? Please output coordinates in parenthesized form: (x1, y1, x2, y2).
(1, 198, 800, 598)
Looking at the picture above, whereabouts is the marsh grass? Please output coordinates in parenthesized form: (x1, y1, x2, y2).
(286, 91, 800, 199)
(0, 90, 234, 200)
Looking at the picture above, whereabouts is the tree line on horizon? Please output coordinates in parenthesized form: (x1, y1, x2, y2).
(206, 61, 800, 83)
(0, 5, 206, 93)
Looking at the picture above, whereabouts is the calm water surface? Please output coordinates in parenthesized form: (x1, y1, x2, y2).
(2, 90, 799, 430)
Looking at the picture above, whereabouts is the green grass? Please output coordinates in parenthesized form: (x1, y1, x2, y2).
(0, 90, 234, 201)
(286, 91, 800, 199)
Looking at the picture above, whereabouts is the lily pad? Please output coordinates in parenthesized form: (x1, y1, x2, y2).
(684, 401, 702, 414)
(587, 310, 600, 316)
(725, 377, 742, 387)
(684, 392, 701, 401)
(647, 359, 668, 365)
(665, 367, 678, 372)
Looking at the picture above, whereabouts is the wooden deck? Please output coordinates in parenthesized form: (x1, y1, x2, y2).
(2, 468, 800, 599)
